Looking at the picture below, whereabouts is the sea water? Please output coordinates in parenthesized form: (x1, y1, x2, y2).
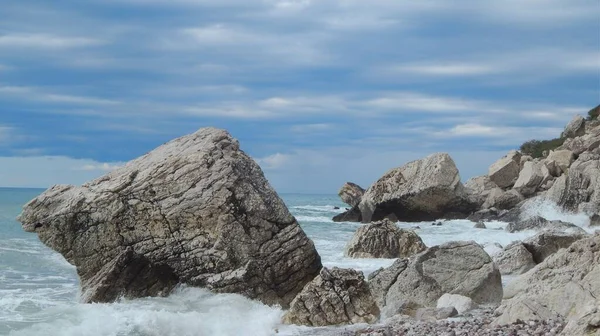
(0, 189, 595, 336)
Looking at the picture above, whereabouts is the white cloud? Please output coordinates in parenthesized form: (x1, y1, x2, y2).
(365, 92, 494, 113)
(443, 123, 563, 142)
(0, 86, 120, 106)
(389, 63, 497, 76)
(0, 33, 104, 49)
(256, 153, 291, 170)
(78, 162, 123, 171)
(290, 123, 332, 133)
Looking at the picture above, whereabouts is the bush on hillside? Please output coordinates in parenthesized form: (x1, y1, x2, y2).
(588, 105, 599, 120)
(519, 138, 565, 159)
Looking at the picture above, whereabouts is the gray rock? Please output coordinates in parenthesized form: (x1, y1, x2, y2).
(464, 175, 498, 207)
(488, 150, 521, 188)
(591, 214, 600, 227)
(467, 208, 500, 222)
(358, 153, 476, 223)
(282, 267, 380, 327)
(494, 234, 600, 329)
(505, 216, 586, 234)
(333, 206, 362, 223)
(522, 231, 588, 264)
(17, 128, 321, 306)
(547, 157, 600, 216)
(369, 241, 502, 314)
(474, 221, 487, 229)
(562, 115, 586, 139)
(519, 155, 533, 170)
(344, 219, 426, 259)
(437, 294, 478, 314)
(339, 182, 365, 207)
(513, 161, 548, 196)
(483, 188, 524, 210)
(547, 150, 575, 174)
(416, 307, 458, 321)
(493, 242, 536, 275)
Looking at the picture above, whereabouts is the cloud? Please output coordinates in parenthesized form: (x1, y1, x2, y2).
(444, 123, 562, 140)
(256, 153, 291, 170)
(389, 63, 497, 76)
(290, 123, 332, 133)
(0, 33, 104, 49)
(78, 162, 123, 171)
(0, 86, 121, 106)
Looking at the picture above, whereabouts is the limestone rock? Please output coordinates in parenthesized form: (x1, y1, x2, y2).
(436, 294, 478, 314)
(17, 128, 322, 306)
(358, 153, 476, 223)
(547, 150, 575, 174)
(467, 208, 500, 222)
(505, 216, 587, 234)
(333, 206, 362, 222)
(338, 182, 365, 207)
(544, 159, 562, 177)
(522, 231, 588, 264)
(562, 115, 587, 139)
(494, 234, 600, 329)
(493, 242, 536, 275)
(415, 307, 458, 321)
(547, 157, 600, 216)
(464, 175, 498, 206)
(344, 219, 426, 259)
(369, 241, 502, 315)
(519, 155, 533, 170)
(282, 267, 380, 327)
(513, 161, 548, 197)
(559, 301, 600, 336)
(483, 188, 524, 210)
(591, 214, 600, 227)
(488, 150, 522, 188)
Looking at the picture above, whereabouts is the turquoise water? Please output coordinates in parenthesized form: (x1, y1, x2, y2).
(1, 188, 579, 336)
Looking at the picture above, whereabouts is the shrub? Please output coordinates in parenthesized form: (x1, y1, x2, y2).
(588, 105, 600, 120)
(519, 137, 565, 158)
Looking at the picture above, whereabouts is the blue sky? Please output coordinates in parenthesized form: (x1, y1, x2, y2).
(0, 0, 599, 193)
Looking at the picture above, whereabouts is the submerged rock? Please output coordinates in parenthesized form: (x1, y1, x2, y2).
(282, 267, 380, 327)
(358, 153, 476, 223)
(505, 216, 586, 234)
(332, 206, 362, 222)
(338, 182, 365, 207)
(18, 128, 322, 307)
(344, 219, 426, 259)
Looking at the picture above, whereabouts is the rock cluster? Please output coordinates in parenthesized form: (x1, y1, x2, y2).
(344, 219, 426, 259)
(18, 128, 322, 307)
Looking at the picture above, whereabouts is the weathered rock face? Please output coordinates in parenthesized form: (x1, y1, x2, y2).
(333, 206, 362, 222)
(492, 242, 536, 275)
(338, 182, 365, 207)
(547, 157, 600, 216)
(483, 188, 524, 210)
(488, 150, 522, 188)
(18, 128, 322, 306)
(464, 175, 498, 207)
(369, 241, 502, 317)
(562, 115, 587, 139)
(282, 267, 380, 327)
(494, 234, 600, 332)
(513, 161, 550, 197)
(436, 294, 477, 314)
(522, 231, 588, 264)
(505, 216, 587, 234)
(547, 150, 574, 174)
(358, 153, 476, 223)
(344, 219, 426, 259)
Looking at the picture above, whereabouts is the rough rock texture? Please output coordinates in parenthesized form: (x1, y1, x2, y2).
(344, 219, 426, 259)
(513, 161, 549, 197)
(338, 182, 365, 207)
(369, 241, 502, 317)
(547, 157, 600, 216)
(464, 175, 498, 207)
(522, 231, 588, 264)
(474, 221, 486, 229)
(415, 307, 458, 321)
(562, 115, 587, 139)
(17, 128, 322, 306)
(505, 216, 587, 234)
(560, 302, 600, 336)
(282, 267, 380, 327)
(333, 206, 362, 223)
(520, 155, 533, 170)
(494, 233, 600, 334)
(547, 150, 575, 174)
(437, 294, 478, 314)
(591, 214, 600, 227)
(358, 153, 476, 223)
(488, 150, 521, 188)
(492, 242, 536, 275)
(467, 208, 500, 222)
(483, 188, 524, 210)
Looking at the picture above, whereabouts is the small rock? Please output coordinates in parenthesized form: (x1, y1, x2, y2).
(474, 221, 487, 229)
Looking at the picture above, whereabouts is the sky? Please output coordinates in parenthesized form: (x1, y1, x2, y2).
(0, 0, 599, 194)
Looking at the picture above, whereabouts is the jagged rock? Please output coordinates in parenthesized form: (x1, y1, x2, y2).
(333, 206, 362, 222)
(513, 161, 550, 196)
(519, 155, 533, 170)
(591, 214, 600, 227)
(505, 216, 587, 234)
(544, 159, 562, 177)
(488, 150, 522, 188)
(344, 219, 426, 259)
(369, 241, 502, 316)
(559, 301, 600, 336)
(415, 307, 458, 321)
(474, 221, 486, 229)
(562, 115, 587, 139)
(358, 153, 476, 223)
(522, 231, 588, 264)
(436, 294, 478, 314)
(483, 188, 524, 210)
(464, 175, 498, 206)
(494, 234, 600, 330)
(561, 134, 600, 155)
(547, 157, 600, 215)
(282, 267, 380, 327)
(17, 128, 321, 306)
(492, 242, 536, 275)
(467, 208, 500, 222)
(338, 182, 365, 207)
(547, 150, 575, 174)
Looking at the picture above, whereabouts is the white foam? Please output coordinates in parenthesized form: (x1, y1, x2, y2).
(520, 197, 595, 231)
(295, 215, 334, 223)
(292, 205, 346, 213)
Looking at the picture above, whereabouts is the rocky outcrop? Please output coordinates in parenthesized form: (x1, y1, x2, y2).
(338, 182, 365, 207)
(513, 161, 551, 197)
(488, 150, 521, 188)
(18, 128, 321, 306)
(415, 307, 458, 321)
(522, 231, 588, 264)
(369, 241, 502, 318)
(437, 294, 478, 314)
(547, 150, 574, 174)
(562, 115, 587, 139)
(333, 206, 362, 222)
(494, 233, 600, 334)
(547, 155, 600, 216)
(282, 267, 379, 327)
(505, 216, 586, 233)
(492, 242, 536, 275)
(483, 188, 524, 210)
(464, 175, 498, 207)
(344, 219, 426, 259)
(358, 153, 476, 223)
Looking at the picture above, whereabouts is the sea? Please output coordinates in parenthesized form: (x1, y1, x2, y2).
(0, 188, 595, 336)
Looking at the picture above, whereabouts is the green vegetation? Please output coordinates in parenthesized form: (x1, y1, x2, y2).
(588, 105, 599, 120)
(519, 138, 566, 158)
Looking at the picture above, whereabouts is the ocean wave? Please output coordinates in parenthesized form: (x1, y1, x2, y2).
(295, 215, 333, 223)
(291, 205, 346, 213)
